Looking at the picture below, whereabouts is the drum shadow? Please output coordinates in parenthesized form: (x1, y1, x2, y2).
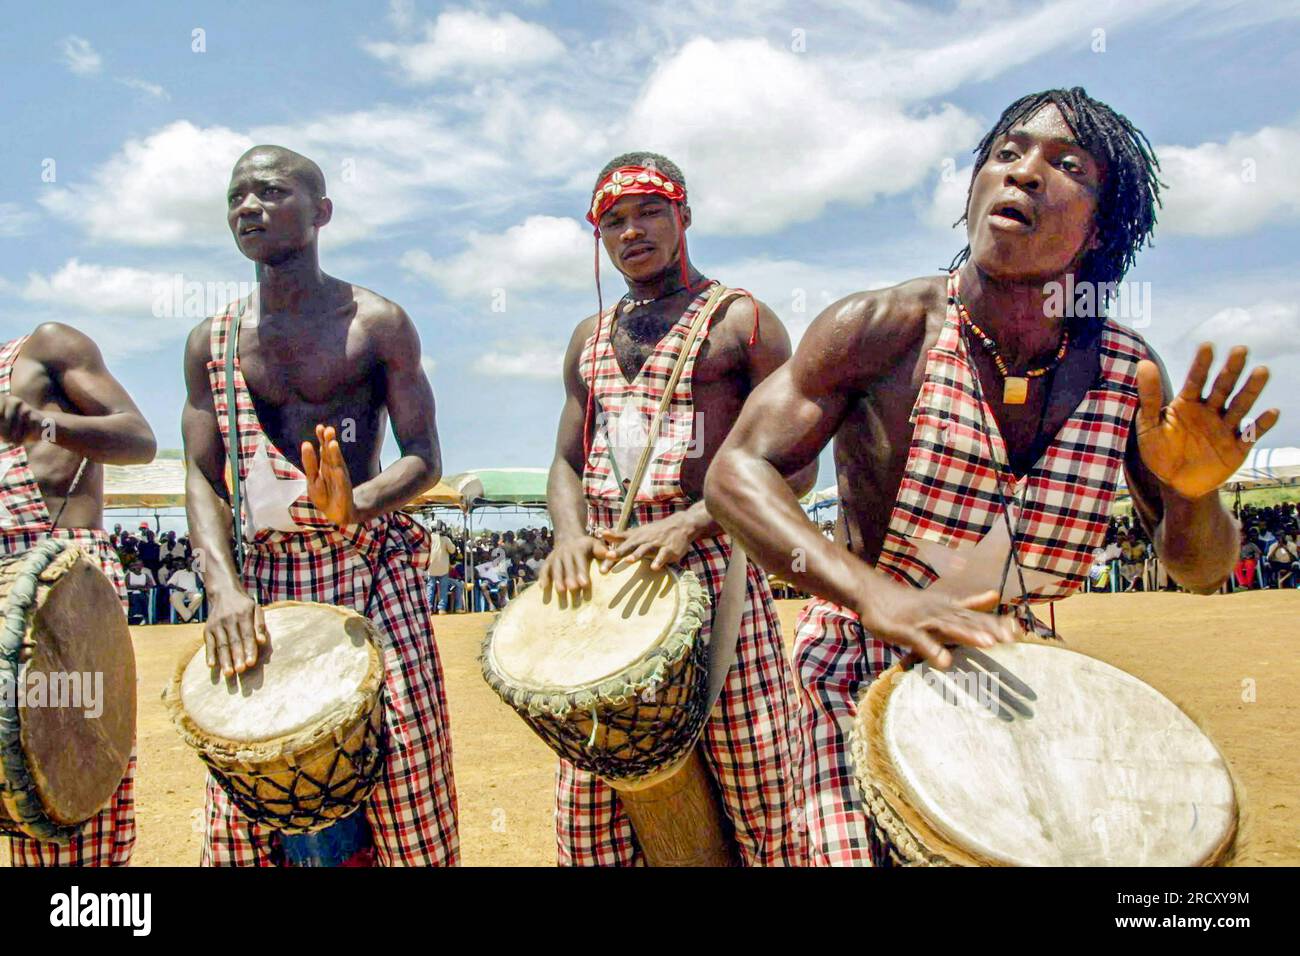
(607, 563, 669, 620)
(918, 648, 1038, 722)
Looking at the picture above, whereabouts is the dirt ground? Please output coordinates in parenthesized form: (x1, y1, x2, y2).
(111, 591, 1300, 866)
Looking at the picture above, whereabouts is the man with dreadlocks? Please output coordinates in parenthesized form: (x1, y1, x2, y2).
(704, 87, 1279, 865)
(539, 151, 816, 866)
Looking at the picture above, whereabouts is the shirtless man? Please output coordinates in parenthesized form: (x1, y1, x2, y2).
(0, 323, 155, 865)
(182, 145, 458, 865)
(704, 88, 1279, 865)
(539, 151, 815, 866)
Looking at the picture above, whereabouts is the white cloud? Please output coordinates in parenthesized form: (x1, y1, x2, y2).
(388, 0, 416, 30)
(827, 0, 1199, 102)
(623, 38, 981, 236)
(1186, 300, 1300, 360)
(0, 204, 35, 238)
(421, 354, 437, 377)
(11, 259, 202, 360)
(1158, 125, 1300, 237)
(61, 36, 101, 76)
(364, 9, 565, 83)
(924, 163, 973, 232)
(255, 106, 507, 242)
(21, 259, 172, 316)
(39, 121, 252, 248)
(402, 216, 591, 298)
(472, 345, 565, 380)
(38, 110, 508, 250)
(116, 77, 169, 100)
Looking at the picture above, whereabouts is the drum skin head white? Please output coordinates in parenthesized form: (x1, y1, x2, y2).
(179, 603, 374, 742)
(882, 642, 1237, 866)
(490, 560, 680, 691)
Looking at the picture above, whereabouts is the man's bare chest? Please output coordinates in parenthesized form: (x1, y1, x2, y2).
(239, 328, 378, 407)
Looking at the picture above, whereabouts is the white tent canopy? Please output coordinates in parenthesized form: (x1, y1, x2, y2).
(104, 459, 187, 509)
(1227, 446, 1300, 488)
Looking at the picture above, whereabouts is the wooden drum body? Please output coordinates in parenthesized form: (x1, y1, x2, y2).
(851, 641, 1239, 866)
(0, 539, 136, 843)
(164, 601, 386, 834)
(482, 559, 737, 866)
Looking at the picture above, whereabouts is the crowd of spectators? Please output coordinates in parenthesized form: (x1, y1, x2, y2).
(1091, 501, 1299, 592)
(424, 523, 555, 613)
(109, 523, 206, 625)
(104, 498, 1299, 625)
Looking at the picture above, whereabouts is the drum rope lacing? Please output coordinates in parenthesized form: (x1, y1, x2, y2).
(197, 704, 385, 833)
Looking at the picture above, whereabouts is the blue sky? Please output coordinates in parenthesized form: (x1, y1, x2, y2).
(2, 0, 1298, 493)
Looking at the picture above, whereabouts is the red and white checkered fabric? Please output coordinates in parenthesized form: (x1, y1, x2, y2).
(199, 306, 459, 867)
(0, 335, 136, 867)
(556, 285, 802, 866)
(793, 277, 1147, 866)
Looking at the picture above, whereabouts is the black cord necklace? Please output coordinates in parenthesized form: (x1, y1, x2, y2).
(956, 317, 1057, 639)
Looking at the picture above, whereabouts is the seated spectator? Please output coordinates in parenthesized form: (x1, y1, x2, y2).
(1234, 535, 1262, 590)
(125, 559, 156, 624)
(524, 546, 546, 582)
(167, 558, 205, 623)
(1090, 540, 1120, 589)
(475, 554, 510, 610)
(1119, 534, 1148, 590)
(1266, 538, 1296, 586)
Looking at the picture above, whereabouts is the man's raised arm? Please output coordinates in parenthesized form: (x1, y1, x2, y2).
(350, 304, 441, 522)
(706, 293, 1015, 668)
(705, 296, 870, 609)
(13, 323, 155, 463)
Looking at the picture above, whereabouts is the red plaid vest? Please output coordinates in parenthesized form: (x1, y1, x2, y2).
(580, 282, 741, 529)
(876, 274, 1146, 602)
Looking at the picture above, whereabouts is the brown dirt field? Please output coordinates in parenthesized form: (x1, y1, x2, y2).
(113, 592, 1300, 865)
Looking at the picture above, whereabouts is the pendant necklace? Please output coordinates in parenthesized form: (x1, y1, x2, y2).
(952, 293, 1069, 405)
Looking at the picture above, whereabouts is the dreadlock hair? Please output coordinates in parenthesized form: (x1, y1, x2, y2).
(947, 87, 1164, 316)
(595, 151, 688, 203)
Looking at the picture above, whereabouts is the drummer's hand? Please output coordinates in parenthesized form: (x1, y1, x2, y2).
(302, 424, 360, 526)
(1136, 344, 1280, 500)
(854, 578, 1019, 670)
(538, 535, 611, 594)
(0, 396, 40, 445)
(598, 513, 694, 573)
(205, 588, 270, 677)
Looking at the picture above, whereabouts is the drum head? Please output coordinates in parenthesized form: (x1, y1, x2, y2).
(488, 559, 681, 691)
(16, 553, 136, 827)
(878, 642, 1236, 866)
(179, 602, 377, 743)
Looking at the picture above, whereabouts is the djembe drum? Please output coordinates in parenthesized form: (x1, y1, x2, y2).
(164, 601, 386, 839)
(852, 641, 1240, 866)
(0, 539, 136, 843)
(482, 558, 737, 866)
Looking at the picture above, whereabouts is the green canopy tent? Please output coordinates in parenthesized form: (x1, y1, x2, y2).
(445, 468, 549, 507)
(436, 468, 551, 607)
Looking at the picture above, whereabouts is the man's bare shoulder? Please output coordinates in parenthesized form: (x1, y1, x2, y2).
(348, 283, 413, 331)
(716, 291, 784, 337)
(23, 322, 103, 370)
(799, 276, 942, 384)
(184, 316, 216, 367)
(565, 312, 601, 354)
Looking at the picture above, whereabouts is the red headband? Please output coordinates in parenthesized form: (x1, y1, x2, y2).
(580, 163, 757, 460)
(586, 165, 685, 228)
